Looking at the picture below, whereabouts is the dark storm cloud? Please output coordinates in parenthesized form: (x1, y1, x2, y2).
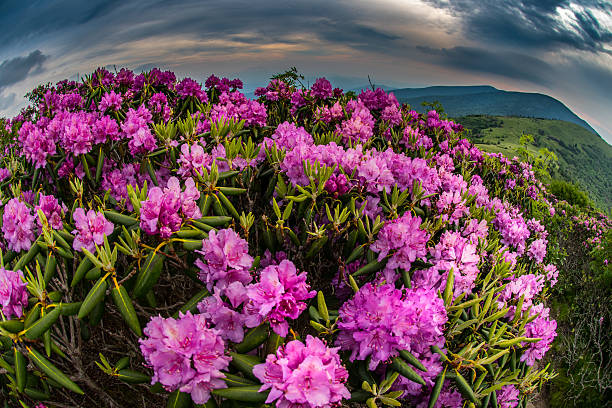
(425, 0, 612, 52)
(0, 1, 403, 58)
(0, 50, 48, 89)
(416, 46, 554, 85)
(0, 93, 16, 111)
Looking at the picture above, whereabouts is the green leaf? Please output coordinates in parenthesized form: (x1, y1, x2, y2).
(166, 390, 193, 408)
(443, 268, 454, 306)
(379, 396, 401, 407)
(305, 236, 328, 259)
(111, 283, 142, 336)
(71, 257, 94, 287)
(15, 348, 26, 393)
(27, 347, 84, 394)
(317, 291, 329, 322)
(174, 288, 210, 318)
(229, 353, 261, 380)
(428, 370, 446, 408)
(176, 228, 207, 239)
(211, 385, 268, 402)
(182, 239, 203, 251)
(116, 369, 150, 384)
(217, 187, 246, 196)
(43, 254, 57, 284)
(60, 302, 83, 316)
(0, 320, 24, 333)
(217, 191, 240, 219)
(195, 216, 232, 227)
(14, 242, 40, 271)
(115, 357, 130, 371)
(391, 357, 426, 386)
(24, 305, 61, 340)
(133, 252, 165, 298)
(78, 276, 108, 319)
(352, 259, 385, 277)
(103, 210, 138, 226)
(24, 387, 50, 400)
(222, 373, 257, 387)
(24, 304, 42, 329)
(399, 350, 427, 372)
(453, 370, 479, 405)
(95, 147, 105, 184)
(234, 324, 269, 353)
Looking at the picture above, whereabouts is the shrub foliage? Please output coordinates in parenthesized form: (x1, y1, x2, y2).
(0, 68, 608, 408)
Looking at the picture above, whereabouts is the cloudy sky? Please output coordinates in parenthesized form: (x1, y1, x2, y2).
(1, 0, 611, 143)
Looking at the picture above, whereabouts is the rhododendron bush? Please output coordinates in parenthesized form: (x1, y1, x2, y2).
(0, 67, 600, 408)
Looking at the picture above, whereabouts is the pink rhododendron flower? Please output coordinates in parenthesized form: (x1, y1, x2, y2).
(0, 268, 29, 318)
(139, 312, 230, 404)
(371, 212, 430, 272)
(253, 335, 350, 408)
(72, 208, 114, 252)
(2, 198, 35, 252)
(245, 260, 315, 336)
(195, 228, 253, 295)
(337, 283, 447, 370)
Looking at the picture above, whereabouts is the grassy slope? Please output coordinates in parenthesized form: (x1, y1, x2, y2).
(455, 115, 612, 211)
(393, 87, 597, 134)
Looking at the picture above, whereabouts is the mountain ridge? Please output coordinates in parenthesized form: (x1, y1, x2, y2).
(387, 85, 599, 136)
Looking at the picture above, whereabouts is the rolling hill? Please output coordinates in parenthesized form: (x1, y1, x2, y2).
(456, 115, 612, 212)
(390, 85, 597, 134)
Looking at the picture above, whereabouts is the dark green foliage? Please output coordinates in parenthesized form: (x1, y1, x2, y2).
(549, 179, 591, 208)
(457, 115, 612, 212)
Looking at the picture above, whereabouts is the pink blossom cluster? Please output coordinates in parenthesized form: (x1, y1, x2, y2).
(122, 105, 157, 155)
(99, 90, 123, 112)
(72, 208, 114, 252)
(176, 78, 208, 103)
(35, 194, 65, 230)
(0, 268, 29, 318)
(255, 79, 293, 101)
(358, 88, 398, 111)
(413, 231, 480, 298)
(2, 197, 35, 252)
(139, 312, 230, 404)
(195, 228, 254, 294)
(521, 304, 557, 366)
(205, 75, 243, 93)
(337, 99, 374, 143)
(310, 77, 333, 99)
(496, 385, 520, 408)
(337, 283, 447, 370)
(371, 212, 430, 273)
(210, 91, 267, 127)
(140, 177, 201, 238)
(17, 121, 57, 168)
(253, 335, 350, 408)
(195, 231, 315, 337)
(244, 260, 316, 336)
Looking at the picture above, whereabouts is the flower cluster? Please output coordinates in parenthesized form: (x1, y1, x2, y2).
(195, 228, 253, 294)
(122, 105, 157, 155)
(371, 212, 430, 273)
(72, 208, 114, 252)
(139, 312, 230, 404)
(244, 260, 316, 336)
(253, 335, 350, 408)
(337, 283, 447, 370)
(0, 268, 28, 318)
(2, 197, 35, 252)
(35, 194, 65, 230)
(140, 177, 201, 238)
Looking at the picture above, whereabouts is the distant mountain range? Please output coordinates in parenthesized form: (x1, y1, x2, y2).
(386, 85, 598, 135)
(350, 84, 610, 210)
